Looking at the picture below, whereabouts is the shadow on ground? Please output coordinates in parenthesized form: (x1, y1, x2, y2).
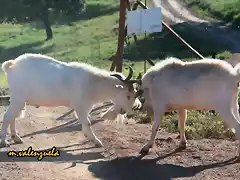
(87, 153, 239, 180)
(124, 21, 235, 61)
(1, 142, 238, 180)
(20, 119, 80, 139)
(0, 41, 53, 63)
(21, 118, 103, 139)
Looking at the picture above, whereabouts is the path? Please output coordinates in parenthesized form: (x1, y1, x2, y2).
(0, 106, 240, 180)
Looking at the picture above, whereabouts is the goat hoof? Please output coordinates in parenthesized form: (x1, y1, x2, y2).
(237, 155, 240, 160)
(139, 148, 149, 155)
(94, 143, 103, 148)
(179, 142, 187, 149)
(237, 150, 240, 159)
(12, 135, 24, 144)
(94, 140, 103, 148)
(0, 140, 10, 147)
(139, 144, 151, 155)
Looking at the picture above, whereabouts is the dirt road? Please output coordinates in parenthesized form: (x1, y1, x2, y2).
(0, 106, 240, 180)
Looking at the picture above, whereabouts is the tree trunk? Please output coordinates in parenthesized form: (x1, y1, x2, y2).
(41, 7, 53, 41)
(42, 17, 52, 41)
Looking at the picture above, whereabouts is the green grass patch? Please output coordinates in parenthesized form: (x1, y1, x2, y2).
(183, 0, 240, 27)
(0, 70, 8, 88)
(162, 111, 235, 140)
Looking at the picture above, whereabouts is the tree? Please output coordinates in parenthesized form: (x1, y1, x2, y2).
(0, 0, 85, 40)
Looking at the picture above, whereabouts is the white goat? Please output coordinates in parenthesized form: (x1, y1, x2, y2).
(0, 53, 140, 147)
(134, 57, 240, 157)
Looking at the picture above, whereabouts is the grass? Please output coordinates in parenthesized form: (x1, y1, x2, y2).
(183, 0, 240, 27)
(135, 110, 236, 141)
(162, 111, 236, 140)
(0, 0, 236, 140)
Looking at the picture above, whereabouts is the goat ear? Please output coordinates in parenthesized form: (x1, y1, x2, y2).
(115, 84, 124, 89)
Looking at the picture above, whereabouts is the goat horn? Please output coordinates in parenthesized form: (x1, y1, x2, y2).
(124, 66, 133, 81)
(110, 74, 124, 81)
(128, 72, 143, 84)
(128, 72, 142, 84)
(110, 66, 134, 83)
(136, 72, 142, 80)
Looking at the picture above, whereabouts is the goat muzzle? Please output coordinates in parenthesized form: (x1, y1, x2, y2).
(135, 89, 144, 98)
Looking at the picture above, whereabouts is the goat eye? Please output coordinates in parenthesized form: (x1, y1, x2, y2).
(127, 95, 131, 100)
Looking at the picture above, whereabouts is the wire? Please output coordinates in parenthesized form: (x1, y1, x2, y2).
(144, 0, 147, 73)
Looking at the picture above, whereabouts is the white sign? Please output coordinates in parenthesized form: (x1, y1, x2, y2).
(127, 7, 162, 36)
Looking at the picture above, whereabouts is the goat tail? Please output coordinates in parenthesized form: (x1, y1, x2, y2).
(1, 60, 14, 73)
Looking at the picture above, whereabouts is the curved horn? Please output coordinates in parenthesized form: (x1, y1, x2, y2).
(110, 74, 124, 81)
(124, 66, 133, 81)
(136, 72, 142, 80)
(127, 72, 142, 85)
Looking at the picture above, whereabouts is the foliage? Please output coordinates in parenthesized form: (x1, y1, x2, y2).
(0, 0, 85, 23)
(137, 110, 236, 140)
(0, 0, 85, 39)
